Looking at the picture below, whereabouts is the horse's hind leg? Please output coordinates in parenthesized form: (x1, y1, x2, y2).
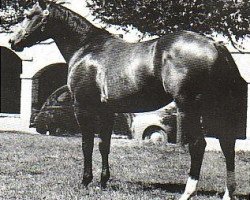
(177, 105, 206, 200)
(219, 138, 236, 200)
(74, 104, 95, 187)
(98, 113, 114, 188)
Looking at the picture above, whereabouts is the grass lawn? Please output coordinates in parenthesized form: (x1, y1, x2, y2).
(0, 131, 249, 200)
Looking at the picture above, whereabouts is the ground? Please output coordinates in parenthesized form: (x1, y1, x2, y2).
(0, 131, 249, 200)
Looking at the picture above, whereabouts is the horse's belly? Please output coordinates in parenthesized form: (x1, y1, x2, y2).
(104, 89, 172, 113)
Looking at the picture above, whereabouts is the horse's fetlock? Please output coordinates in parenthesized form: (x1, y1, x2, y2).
(101, 169, 110, 185)
(82, 173, 93, 187)
(223, 187, 235, 200)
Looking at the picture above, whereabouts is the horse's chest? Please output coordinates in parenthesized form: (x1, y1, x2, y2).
(67, 54, 99, 95)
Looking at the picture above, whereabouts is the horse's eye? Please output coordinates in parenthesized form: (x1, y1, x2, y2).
(26, 15, 32, 20)
(24, 9, 35, 20)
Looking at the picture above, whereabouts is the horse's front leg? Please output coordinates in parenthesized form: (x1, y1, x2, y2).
(74, 105, 95, 187)
(81, 123, 95, 187)
(177, 106, 206, 200)
(98, 113, 114, 188)
(219, 139, 236, 200)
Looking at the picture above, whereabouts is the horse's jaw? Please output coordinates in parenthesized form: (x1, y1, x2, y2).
(11, 44, 25, 52)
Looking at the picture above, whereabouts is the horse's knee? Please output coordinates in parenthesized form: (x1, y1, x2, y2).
(99, 132, 111, 152)
(99, 115, 113, 154)
(189, 137, 206, 152)
(99, 142, 110, 155)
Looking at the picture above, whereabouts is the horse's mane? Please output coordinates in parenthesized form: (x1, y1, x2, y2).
(48, 1, 110, 37)
(44, 0, 70, 5)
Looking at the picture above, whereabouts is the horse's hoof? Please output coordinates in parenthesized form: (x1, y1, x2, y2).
(100, 178, 109, 190)
(82, 174, 93, 187)
(82, 180, 90, 187)
(222, 188, 235, 200)
(100, 171, 110, 189)
(179, 191, 197, 200)
(179, 194, 191, 200)
(100, 182, 107, 190)
(222, 193, 234, 200)
(222, 195, 234, 200)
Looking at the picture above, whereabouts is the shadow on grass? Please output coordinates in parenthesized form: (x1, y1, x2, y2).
(47, 132, 82, 138)
(0, 130, 34, 135)
(35, 132, 130, 139)
(0, 129, 82, 138)
(109, 180, 249, 199)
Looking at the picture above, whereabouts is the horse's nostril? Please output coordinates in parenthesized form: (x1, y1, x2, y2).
(9, 39, 13, 44)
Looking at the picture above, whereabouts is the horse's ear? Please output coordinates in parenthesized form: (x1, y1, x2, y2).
(38, 0, 47, 9)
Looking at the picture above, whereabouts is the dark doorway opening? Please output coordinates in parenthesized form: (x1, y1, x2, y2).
(32, 63, 68, 110)
(1, 47, 22, 114)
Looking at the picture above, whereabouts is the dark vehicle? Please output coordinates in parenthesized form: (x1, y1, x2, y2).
(30, 85, 132, 136)
(30, 85, 79, 135)
(30, 85, 176, 142)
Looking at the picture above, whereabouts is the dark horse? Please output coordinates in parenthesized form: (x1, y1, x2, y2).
(9, 1, 247, 199)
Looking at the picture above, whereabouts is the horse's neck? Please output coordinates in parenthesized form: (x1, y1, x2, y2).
(53, 36, 82, 62)
(49, 4, 109, 62)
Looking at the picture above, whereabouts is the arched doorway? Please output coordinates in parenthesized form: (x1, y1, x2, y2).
(32, 63, 68, 111)
(1, 46, 22, 114)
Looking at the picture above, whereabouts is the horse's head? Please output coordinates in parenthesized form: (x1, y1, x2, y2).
(9, 0, 51, 51)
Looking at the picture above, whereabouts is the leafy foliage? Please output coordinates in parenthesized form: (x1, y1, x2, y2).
(87, 0, 250, 41)
(0, 0, 35, 31)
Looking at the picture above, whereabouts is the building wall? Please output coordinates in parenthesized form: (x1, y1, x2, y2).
(0, 33, 66, 126)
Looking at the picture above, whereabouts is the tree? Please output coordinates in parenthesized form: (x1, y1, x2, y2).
(87, 0, 250, 47)
(0, 0, 34, 32)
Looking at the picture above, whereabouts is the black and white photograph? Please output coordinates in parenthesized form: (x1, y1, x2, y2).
(0, 0, 250, 199)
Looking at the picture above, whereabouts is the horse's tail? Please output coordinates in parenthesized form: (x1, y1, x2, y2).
(214, 43, 247, 99)
(203, 43, 247, 139)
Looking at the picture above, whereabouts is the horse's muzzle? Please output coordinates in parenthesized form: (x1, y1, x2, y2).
(9, 39, 24, 52)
